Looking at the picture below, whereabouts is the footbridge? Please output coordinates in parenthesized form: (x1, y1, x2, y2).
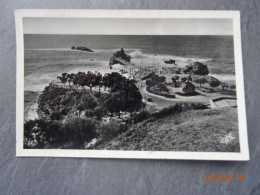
(115, 57, 136, 67)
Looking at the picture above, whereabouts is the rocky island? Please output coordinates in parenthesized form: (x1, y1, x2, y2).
(71, 46, 94, 52)
(109, 48, 131, 69)
(164, 59, 176, 64)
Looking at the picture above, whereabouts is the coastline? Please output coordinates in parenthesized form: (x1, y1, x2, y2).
(23, 44, 238, 153)
(24, 46, 236, 121)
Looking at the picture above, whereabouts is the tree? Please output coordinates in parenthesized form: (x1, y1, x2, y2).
(50, 111, 61, 120)
(209, 79, 221, 90)
(94, 72, 103, 94)
(94, 106, 106, 120)
(173, 76, 180, 87)
(57, 73, 68, 87)
(187, 75, 192, 83)
(85, 109, 94, 118)
(24, 119, 62, 148)
(102, 74, 109, 90)
(102, 73, 142, 116)
(171, 77, 179, 87)
(72, 74, 80, 89)
(159, 76, 166, 83)
(77, 73, 87, 89)
(208, 76, 221, 90)
(105, 93, 123, 118)
(72, 71, 99, 91)
(61, 118, 97, 148)
(194, 77, 207, 88)
(77, 104, 85, 117)
(182, 82, 195, 94)
(122, 80, 142, 112)
(67, 73, 76, 86)
(146, 79, 152, 86)
(103, 72, 125, 89)
(156, 83, 169, 93)
(88, 99, 97, 110)
(149, 74, 165, 90)
(220, 83, 228, 91)
(105, 82, 142, 117)
(85, 71, 96, 92)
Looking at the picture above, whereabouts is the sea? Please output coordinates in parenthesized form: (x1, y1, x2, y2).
(24, 35, 236, 121)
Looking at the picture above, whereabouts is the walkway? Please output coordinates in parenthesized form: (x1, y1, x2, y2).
(115, 57, 136, 67)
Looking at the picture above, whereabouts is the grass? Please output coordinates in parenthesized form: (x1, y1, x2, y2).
(94, 107, 240, 152)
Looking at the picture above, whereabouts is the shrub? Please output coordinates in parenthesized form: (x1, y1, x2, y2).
(24, 118, 98, 149)
(133, 110, 150, 123)
(50, 111, 61, 120)
(61, 118, 97, 148)
(193, 77, 208, 87)
(146, 86, 175, 98)
(190, 103, 208, 110)
(152, 103, 208, 118)
(85, 109, 94, 117)
(99, 121, 126, 141)
(94, 106, 106, 120)
(88, 99, 98, 110)
(182, 82, 195, 94)
(152, 104, 183, 118)
(156, 83, 169, 93)
(209, 79, 221, 89)
(24, 119, 62, 149)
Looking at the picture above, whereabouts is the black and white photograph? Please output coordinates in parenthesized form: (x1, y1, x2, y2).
(15, 10, 249, 160)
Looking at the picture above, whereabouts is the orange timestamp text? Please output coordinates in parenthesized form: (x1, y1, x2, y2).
(204, 174, 244, 181)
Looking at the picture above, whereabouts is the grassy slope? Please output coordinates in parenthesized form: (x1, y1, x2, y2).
(96, 107, 240, 152)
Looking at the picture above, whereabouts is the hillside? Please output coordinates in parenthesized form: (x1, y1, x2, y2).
(95, 107, 240, 152)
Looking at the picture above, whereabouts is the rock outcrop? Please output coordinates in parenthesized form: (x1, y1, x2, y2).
(164, 59, 176, 64)
(109, 48, 131, 68)
(183, 65, 193, 74)
(183, 61, 209, 76)
(71, 46, 94, 52)
(192, 61, 209, 75)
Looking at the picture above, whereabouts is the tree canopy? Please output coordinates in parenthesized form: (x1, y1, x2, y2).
(24, 118, 97, 149)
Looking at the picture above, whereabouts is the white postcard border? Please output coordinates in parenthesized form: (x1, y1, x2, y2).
(15, 9, 249, 161)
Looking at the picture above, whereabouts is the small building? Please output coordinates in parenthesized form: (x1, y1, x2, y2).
(209, 96, 237, 109)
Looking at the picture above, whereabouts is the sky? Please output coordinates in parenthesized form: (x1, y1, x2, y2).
(23, 18, 233, 35)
